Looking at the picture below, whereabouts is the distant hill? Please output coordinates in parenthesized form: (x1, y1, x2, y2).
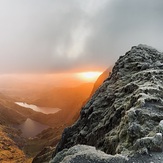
(34, 83, 93, 108)
(33, 83, 94, 124)
(0, 92, 69, 161)
(90, 68, 111, 96)
(0, 93, 32, 125)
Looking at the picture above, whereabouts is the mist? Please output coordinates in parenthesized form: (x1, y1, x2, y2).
(0, 0, 163, 73)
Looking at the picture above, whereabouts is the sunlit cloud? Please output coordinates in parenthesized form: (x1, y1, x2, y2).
(0, 0, 163, 73)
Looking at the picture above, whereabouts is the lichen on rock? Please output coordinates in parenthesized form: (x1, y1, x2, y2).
(50, 145, 128, 163)
(52, 45, 163, 161)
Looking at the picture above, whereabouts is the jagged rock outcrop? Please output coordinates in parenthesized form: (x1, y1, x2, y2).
(52, 45, 163, 162)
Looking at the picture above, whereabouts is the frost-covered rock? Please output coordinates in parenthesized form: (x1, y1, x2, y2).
(50, 145, 128, 163)
(52, 45, 163, 160)
(134, 133, 163, 153)
(158, 120, 163, 133)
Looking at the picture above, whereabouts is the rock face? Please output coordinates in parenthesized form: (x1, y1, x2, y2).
(52, 45, 163, 161)
(50, 145, 128, 163)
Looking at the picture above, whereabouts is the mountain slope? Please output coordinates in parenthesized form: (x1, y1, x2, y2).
(0, 93, 55, 126)
(51, 45, 163, 162)
(34, 83, 93, 108)
(0, 125, 32, 162)
(33, 83, 94, 124)
(0, 93, 31, 125)
(90, 68, 111, 96)
(0, 92, 64, 161)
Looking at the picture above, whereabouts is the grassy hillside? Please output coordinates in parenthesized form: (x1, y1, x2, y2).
(0, 125, 32, 163)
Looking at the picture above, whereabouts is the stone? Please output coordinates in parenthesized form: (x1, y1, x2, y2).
(134, 133, 163, 153)
(52, 45, 163, 162)
(50, 145, 128, 163)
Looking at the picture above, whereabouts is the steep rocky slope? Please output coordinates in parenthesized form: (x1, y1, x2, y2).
(51, 45, 163, 162)
(90, 68, 111, 96)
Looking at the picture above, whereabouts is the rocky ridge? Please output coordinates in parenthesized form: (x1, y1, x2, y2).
(90, 68, 111, 97)
(51, 45, 163, 162)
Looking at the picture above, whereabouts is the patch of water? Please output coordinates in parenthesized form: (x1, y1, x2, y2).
(15, 102, 61, 114)
(16, 118, 49, 138)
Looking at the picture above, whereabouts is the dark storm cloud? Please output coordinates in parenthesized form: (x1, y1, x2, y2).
(0, 0, 163, 73)
(81, 0, 163, 67)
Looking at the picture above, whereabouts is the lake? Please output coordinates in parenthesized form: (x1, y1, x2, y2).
(15, 102, 61, 114)
(16, 118, 49, 138)
(15, 102, 60, 137)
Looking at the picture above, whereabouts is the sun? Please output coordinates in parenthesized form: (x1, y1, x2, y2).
(76, 71, 102, 82)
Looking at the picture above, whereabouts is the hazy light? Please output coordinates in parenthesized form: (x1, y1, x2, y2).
(0, 1, 163, 73)
(76, 71, 102, 82)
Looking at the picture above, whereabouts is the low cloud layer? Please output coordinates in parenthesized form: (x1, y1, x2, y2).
(0, 0, 163, 73)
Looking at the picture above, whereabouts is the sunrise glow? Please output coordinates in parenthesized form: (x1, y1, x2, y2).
(76, 71, 102, 82)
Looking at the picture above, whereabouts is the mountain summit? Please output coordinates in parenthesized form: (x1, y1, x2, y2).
(51, 45, 163, 162)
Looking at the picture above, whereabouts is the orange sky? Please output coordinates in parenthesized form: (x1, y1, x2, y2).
(0, 1, 163, 74)
(76, 71, 102, 82)
(0, 71, 103, 89)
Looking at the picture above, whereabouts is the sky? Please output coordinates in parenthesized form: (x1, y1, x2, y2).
(0, 0, 163, 73)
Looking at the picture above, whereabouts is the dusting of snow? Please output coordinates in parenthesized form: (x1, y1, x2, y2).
(50, 145, 128, 163)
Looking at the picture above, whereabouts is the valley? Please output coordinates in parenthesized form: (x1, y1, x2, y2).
(0, 75, 102, 162)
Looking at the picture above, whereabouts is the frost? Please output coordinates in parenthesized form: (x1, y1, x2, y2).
(50, 145, 128, 163)
(52, 45, 163, 160)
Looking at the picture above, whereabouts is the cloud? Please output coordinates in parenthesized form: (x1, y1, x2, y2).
(83, 0, 163, 66)
(0, 0, 163, 73)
